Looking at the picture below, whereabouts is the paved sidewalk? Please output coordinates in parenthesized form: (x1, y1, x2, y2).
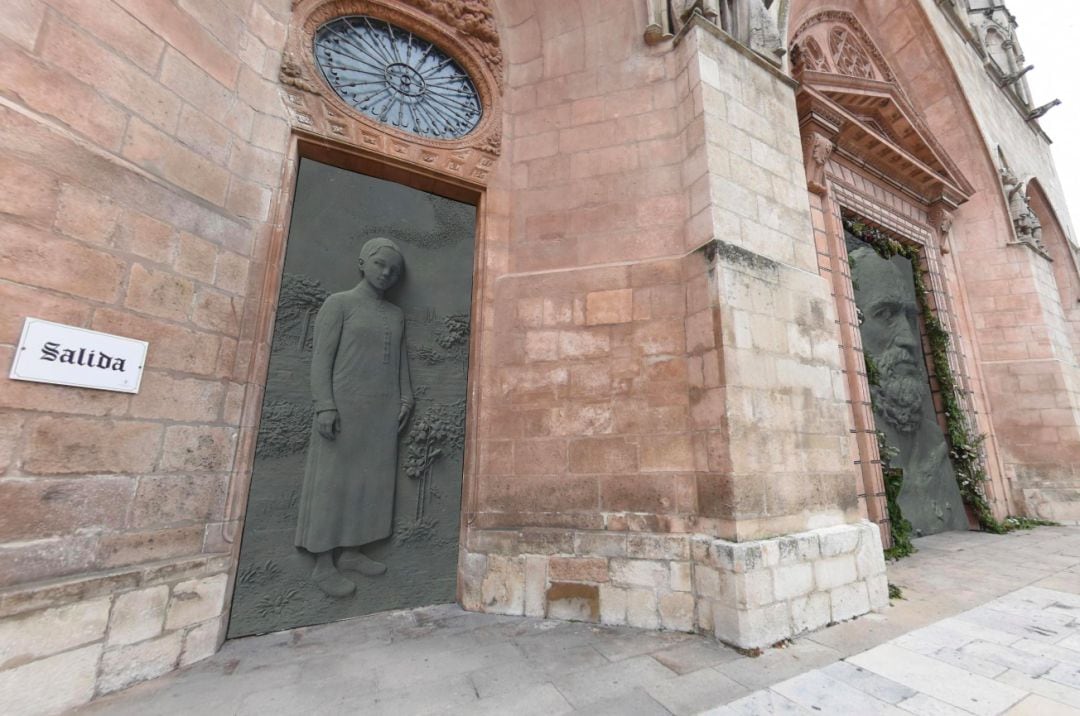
(78, 527, 1080, 715)
(706, 583, 1080, 715)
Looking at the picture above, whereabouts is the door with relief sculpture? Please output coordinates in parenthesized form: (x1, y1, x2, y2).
(229, 158, 476, 637)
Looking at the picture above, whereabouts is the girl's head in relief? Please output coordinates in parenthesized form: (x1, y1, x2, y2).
(357, 237, 404, 294)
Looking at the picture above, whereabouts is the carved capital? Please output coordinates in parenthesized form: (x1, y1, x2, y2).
(801, 130, 835, 194)
(928, 203, 954, 254)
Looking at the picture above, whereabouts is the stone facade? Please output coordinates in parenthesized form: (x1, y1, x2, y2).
(0, 0, 1077, 712)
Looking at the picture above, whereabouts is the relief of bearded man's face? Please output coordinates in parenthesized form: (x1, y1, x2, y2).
(849, 244, 925, 434)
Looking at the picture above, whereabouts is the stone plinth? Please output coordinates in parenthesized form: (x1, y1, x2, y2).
(461, 521, 887, 650)
(0, 556, 229, 713)
(693, 522, 888, 648)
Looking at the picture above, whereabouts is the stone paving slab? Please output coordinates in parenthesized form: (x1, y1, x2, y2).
(77, 527, 1080, 716)
(706, 581, 1080, 716)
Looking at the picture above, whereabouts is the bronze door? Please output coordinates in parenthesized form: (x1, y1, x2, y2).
(846, 233, 968, 537)
(230, 158, 476, 637)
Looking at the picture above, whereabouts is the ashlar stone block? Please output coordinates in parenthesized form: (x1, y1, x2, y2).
(0, 598, 109, 667)
(523, 556, 547, 618)
(734, 569, 774, 609)
(813, 555, 858, 591)
(108, 585, 168, 646)
(830, 582, 871, 623)
(0, 644, 101, 716)
(598, 583, 629, 625)
(670, 561, 693, 592)
(790, 592, 832, 635)
(164, 573, 228, 631)
(659, 591, 695, 631)
(180, 616, 221, 667)
(855, 525, 887, 579)
(715, 601, 791, 649)
(459, 552, 488, 612)
(778, 532, 821, 564)
(626, 588, 660, 630)
(98, 631, 183, 694)
(867, 574, 890, 611)
(610, 558, 668, 589)
(693, 564, 722, 599)
(819, 524, 862, 557)
(773, 562, 815, 601)
(545, 582, 599, 622)
(480, 555, 525, 616)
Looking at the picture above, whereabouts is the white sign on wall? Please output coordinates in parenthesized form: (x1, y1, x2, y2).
(8, 318, 148, 394)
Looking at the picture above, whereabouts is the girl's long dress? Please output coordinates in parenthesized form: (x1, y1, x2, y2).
(294, 287, 412, 553)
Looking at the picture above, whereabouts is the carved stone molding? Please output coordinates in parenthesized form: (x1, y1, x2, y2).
(279, 52, 324, 95)
(282, 0, 503, 185)
(402, 0, 502, 85)
(791, 10, 973, 209)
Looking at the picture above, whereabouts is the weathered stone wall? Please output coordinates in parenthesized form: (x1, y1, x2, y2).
(460, 2, 878, 649)
(0, 0, 293, 709)
(914, 0, 1080, 521)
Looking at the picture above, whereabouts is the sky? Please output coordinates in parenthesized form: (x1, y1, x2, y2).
(1007, 0, 1080, 238)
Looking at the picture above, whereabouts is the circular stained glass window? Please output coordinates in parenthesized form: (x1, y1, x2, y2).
(314, 16, 483, 140)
